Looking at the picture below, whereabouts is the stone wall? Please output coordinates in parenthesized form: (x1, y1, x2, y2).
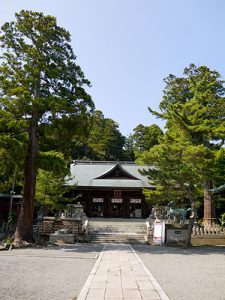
(192, 235, 225, 246)
(38, 218, 82, 235)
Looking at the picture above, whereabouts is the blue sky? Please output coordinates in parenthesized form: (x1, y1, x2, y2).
(1, 1, 225, 135)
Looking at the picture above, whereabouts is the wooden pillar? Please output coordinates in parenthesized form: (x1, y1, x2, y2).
(104, 194, 110, 218)
(87, 192, 92, 218)
(203, 180, 215, 226)
(142, 195, 150, 218)
(123, 192, 129, 218)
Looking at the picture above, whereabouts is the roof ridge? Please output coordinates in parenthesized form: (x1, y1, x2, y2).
(72, 160, 136, 165)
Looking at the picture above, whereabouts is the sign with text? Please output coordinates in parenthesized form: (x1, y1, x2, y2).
(111, 198, 123, 203)
(130, 199, 142, 204)
(93, 198, 104, 203)
(153, 221, 165, 245)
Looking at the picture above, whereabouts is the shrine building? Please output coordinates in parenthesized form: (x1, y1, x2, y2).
(66, 161, 154, 219)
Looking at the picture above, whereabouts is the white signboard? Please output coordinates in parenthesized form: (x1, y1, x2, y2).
(153, 221, 165, 245)
(130, 199, 142, 204)
(93, 198, 104, 203)
(111, 198, 123, 203)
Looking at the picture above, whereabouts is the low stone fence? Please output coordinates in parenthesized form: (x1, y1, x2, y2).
(34, 217, 90, 244)
(145, 221, 225, 246)
(191, 235, 225, 246)
(191, 225, 225, 246)
(37, 217, 82, 235)
(192, 226, 225, 236)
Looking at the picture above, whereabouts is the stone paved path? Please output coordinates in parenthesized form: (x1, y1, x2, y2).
(77, 244, 169, 300)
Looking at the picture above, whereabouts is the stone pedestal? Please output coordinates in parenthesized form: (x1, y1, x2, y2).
(165, 224, 188, 246)
(166, 228, 188, 245)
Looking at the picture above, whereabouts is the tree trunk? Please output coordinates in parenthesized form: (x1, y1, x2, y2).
(203, 179, 215, 226)
(184, 205, 197, 249)
(183, 185, 196, 249)
(14, 109, 39, 244)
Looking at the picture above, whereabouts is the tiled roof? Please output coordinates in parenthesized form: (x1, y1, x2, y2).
(66, 161, 154, 189)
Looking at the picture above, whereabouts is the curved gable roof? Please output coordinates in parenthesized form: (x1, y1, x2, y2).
(95, 162, 139, 180)
(67, 161, 154, 189)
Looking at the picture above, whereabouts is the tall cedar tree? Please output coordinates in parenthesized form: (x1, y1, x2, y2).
(0, 11, 94, 244)
(149, 64, 225, 226)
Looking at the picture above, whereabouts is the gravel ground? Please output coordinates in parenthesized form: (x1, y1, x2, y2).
(0, 244, 104, 300)
(133, 245, 225, 300)
(1, 243, 224, 300)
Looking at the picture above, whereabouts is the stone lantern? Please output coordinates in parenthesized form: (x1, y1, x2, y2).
(74, 202, 84, 215)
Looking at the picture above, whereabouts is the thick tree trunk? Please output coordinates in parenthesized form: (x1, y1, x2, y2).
(14, 109, 39, 245)
(203, 180, 215, 226)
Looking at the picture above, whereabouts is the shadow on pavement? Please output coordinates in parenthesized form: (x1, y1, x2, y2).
(132, 244, 225, 255)
(43, 243, 104, 253)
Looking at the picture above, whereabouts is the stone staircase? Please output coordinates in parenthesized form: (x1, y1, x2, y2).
(88, 218, 147, 244)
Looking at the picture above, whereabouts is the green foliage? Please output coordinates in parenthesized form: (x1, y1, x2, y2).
(132, 124, 163, 158)
(219, 212, 225, 226)
(123, 134, 135, 161)
(0, 10, 95, 241)
(73, 110, 126, 161)
(150, 64, 225, 146)
(2, 236, 14, 244)
(213, 148, 225, 186)
(0, 10, 94, 151)
(37, 151, 69, 174)
(7, 211, 17, 224)
(35, 168, 72, 211)
(139, 132, 205, 207)
(0, 10, 94, 176)
(35, 151, 73, 211)
(143, 64, 225, 208)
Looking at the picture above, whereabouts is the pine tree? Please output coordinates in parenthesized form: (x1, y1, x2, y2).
(148, 64, 225, 227)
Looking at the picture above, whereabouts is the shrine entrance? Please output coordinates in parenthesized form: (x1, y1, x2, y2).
(129, 199, 142, 218)
(66, 161, 152, 219)
(110, 198, 124, 217)
(92, 198, 104, 217)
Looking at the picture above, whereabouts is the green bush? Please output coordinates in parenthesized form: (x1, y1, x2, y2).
(219, 213, 225, 226)
(7, 212, 16, 224)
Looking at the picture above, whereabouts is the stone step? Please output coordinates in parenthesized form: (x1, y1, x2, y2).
(89, 218, 145, 222)
(91, 232, 145, 236)
(88, 224, 147, 232)
(91, 233, 146, 244)
(91, 224, 147, 226)
(89, 223, 146, 226)
(88, 219, 147, 238)
(89, 221, 145, 225)
(89, 227, 146, 233)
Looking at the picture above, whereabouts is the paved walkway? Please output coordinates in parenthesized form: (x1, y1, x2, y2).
(77, 244, 169, 300)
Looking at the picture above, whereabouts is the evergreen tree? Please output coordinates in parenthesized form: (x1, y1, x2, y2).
(123, 134, 135, 161)
(0, 11, 94, 244)
(72, 110, 126, 161)
(138, 127, 209, 247)
(132, 124, 163, 158)
(148, 64, 225, 227)
(35, 151, 72, 212)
